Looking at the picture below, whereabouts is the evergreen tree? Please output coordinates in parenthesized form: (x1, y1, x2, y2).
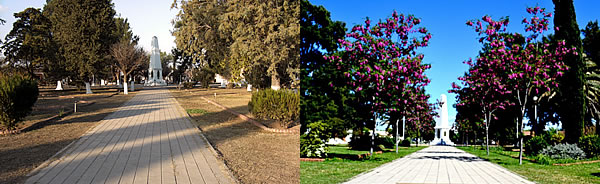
(553, 0, 586, 143)
(44, 0, 117, 93)
(2, 8, 55, 79)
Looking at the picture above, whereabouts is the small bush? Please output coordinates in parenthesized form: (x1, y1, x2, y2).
(525, 136, 549, 156)
(578, 134, 600, 158)
(534, 154, 553, 165)
(0, 74, 39, 130)
(378, 136, 395, 149)
(248, 89, 299, 127)
(540, 143, 586, 160)
(300, 121, 329, 158)
(401, 138, 411, 147)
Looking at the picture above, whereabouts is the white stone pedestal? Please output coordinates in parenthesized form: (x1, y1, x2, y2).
(55, 81, 63, 90)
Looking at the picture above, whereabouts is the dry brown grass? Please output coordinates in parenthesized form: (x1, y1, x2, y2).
(170, 87, 299, 184)
(0, 86, 136, 184)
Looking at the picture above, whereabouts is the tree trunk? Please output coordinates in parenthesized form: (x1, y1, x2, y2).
(85, 82, 92, 94)
(370, 119, 375, 157)
(123, 75, 130, 94)
(519, 115, 524, 165)
(271, 72, 280, 90)
(485, 113, 490, 156)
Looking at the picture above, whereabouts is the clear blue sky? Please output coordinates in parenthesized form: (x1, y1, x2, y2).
(0, 0, 177, 53)
(311, 0, 600, 128)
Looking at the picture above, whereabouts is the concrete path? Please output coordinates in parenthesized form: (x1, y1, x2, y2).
(26, 88, 232, 184)
(344, 146, 533, 184)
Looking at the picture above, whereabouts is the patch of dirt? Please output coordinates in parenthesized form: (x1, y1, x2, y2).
(0, 86, 136, 184)
(170, 87, 299, 184)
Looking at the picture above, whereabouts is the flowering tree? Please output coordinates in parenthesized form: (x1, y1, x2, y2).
(451, 6, 574, 158)
(327, 11, 434, 156)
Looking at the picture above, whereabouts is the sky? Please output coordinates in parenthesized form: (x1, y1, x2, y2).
(311, 0, 600, 129)
(0, 0, 178, 53)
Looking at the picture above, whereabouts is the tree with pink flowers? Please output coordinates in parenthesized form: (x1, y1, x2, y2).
(451, 6, 575, 159)
(327, 11, 435, 156)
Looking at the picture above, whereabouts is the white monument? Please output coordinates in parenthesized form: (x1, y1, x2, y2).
(430, 94, 455, 146)
(145, 36, 166, 86)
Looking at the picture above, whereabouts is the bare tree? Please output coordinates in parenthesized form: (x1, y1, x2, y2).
(110, 40, 147, 94)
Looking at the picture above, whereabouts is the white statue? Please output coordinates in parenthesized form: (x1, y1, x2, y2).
(144, 36, 166, 86)
(430, 94, 455, 146)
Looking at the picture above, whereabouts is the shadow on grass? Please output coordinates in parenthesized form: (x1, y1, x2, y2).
(592, 173, 600, 177)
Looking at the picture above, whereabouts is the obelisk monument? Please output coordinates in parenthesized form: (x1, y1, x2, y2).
(145, 36, 166, 86)
(430, 94, 455, 145)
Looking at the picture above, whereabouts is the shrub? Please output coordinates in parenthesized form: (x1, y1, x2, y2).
(248, 89, 299, 127)
(550, 133, 564, 145)
(192, 67, 215, 88)
(525, 136, 549, 156)
(540, 143, 586, 160)
(401, 138, 411, 147)
(377, 136, 395, 149)
(534, 154, 553, 165)
(300, 121, 329, 158)
(0, 74, 39, 130)
(578, 134, 600, 158)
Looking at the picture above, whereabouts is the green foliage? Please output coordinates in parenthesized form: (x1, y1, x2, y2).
(44, 0, 117, 83)
(173, 0, 299, 88)
(554, 0, 586, 144)
(378, 136, 395, 149)
(248, 89, 299, 126)
(550, 133, 565, 145)
(540, 143, 586, 160)
(0, 74, 39, 130)
(300, 121, 330, 158)
(578, 134, 600, 158)
(192, 67, 215, 88)
(2, 7, 56, 79)
(525, 136, 549, 156)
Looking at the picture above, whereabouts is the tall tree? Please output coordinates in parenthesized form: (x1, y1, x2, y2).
(110, 40, 147, 94)
(221, 0, 300, 89)
(300, 0, 350, 139)
(553, 0, 586, 143)
(44, 0, 117, 94)
(172, 0, 227, 81)
(329, 11, 435, 156)
(2, 8, 55, 79)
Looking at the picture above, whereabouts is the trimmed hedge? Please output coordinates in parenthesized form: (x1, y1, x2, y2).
(0, 74, 38, 130)
(248, 89, 299, 126)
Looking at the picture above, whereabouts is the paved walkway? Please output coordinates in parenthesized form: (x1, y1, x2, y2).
(26, 88, 232, 184)
(345, 146, 534, 184)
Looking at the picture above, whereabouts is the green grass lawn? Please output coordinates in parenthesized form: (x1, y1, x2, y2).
(458, 146, 600, 184)
(300, 145, 426, 184)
